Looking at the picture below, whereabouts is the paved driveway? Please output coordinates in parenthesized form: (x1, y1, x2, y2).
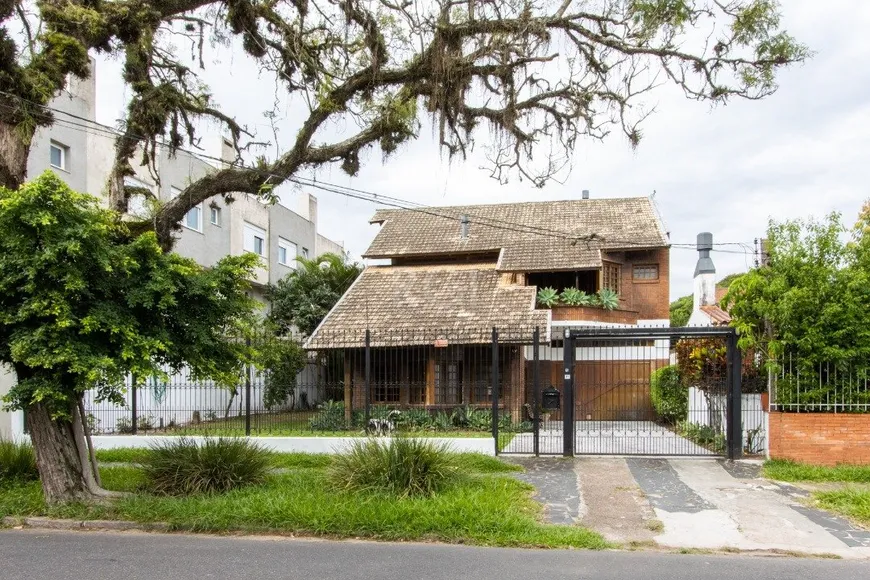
(504, 421, 714, 455)
(506, 456, 870, 560)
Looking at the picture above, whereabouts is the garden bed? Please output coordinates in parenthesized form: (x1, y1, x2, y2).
(0, 450, 606, 549)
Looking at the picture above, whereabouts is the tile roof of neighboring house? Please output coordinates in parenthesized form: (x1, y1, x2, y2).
(364, 197, 669, 272)
(700, 305, 732, 325)
(304, 264, 551, 349)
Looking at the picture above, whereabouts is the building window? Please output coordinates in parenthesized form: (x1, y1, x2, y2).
(185, 206, 202, 231)
(602, 262, 620, 293)
(301, 247, 309, 259)
(49, 142, 67, 170)
(171, 187, 203, 232)
(125, 176, 153, 218)
(244, 222, 267, 257)
(210, 206, 221, 226)
(278, 238, 297, 266)
(633, 265, 659, 281)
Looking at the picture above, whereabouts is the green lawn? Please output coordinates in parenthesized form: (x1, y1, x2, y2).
(814, 489, 870, 527)
(763, 460, 870, 483)
(2, 452, 603, 549)
(763, 460, 870, 528)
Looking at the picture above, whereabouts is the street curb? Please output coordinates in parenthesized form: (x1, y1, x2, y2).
(2, 516, 170, 532)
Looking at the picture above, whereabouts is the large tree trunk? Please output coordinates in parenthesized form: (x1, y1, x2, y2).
(27, 398, 116, 505)
(0, 120, 31, 191)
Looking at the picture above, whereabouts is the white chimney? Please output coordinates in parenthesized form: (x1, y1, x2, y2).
(689, 232, 717, 325)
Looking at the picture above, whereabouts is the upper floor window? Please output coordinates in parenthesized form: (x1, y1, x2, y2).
(278, 238, 297, 266)
(50, 142, 68, 170)
(244, 222, 267, 257)
(210, 206, 221, 226)
(301, 247, 309, 259)
(633, 265, 659, 281)
(602, 262, 620, 293)
(125, 176, 153, 218)
(172, 186, 202, 233)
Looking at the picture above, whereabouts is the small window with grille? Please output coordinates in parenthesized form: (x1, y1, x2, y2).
(602, 262, 620, 292)
(633, 264, 659, 281)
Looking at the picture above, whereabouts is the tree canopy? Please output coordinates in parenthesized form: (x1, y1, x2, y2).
(266, 252, 361, 337)
(0, 172, 258, 503)
(2, 0, 809, 248)
(723, 203, 870, 367)
(669, 294, 692, 327)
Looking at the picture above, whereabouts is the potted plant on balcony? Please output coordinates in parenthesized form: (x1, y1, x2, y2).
(536, 286, 559, 308)
(560, 288, 596, 306)
(596, 289, 619, 311)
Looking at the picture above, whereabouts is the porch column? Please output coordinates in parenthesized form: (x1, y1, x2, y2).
(343, 350, 352, 422)
(426, 347, 436, 406)
(510, 346, 525, 421)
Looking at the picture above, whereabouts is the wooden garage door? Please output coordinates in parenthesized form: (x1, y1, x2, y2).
(574, 361, 656, 421)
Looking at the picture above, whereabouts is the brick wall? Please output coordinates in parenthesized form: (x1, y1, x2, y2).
(768, 412, 870, 465)
(604, 248, 670, 320)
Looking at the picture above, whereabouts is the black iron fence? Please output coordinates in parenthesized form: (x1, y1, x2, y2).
(771, 355, 870, 413)
(82, 327, 539, 438)
(81, 325, 764, 459)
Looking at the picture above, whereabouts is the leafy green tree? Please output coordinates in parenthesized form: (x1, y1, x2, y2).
(723, 205, 870, 366)
(0, 173, 258, 504)
(253, 330, 308, 411)
(266, 253, 361, 337)
(669, 295, 693, 327)
(2, 1, 808, 248)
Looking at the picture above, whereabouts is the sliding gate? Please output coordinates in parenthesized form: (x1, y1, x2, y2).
(497, 326, 743, 458)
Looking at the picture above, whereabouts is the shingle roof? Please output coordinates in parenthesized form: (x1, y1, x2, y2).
(364, 198, 669, 271)
(304, 264, 551, 349)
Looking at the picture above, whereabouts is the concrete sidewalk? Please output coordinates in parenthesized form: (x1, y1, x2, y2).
(508, 457, 870, 559)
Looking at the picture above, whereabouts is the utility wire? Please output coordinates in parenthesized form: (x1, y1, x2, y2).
(2, 91, 756, 255)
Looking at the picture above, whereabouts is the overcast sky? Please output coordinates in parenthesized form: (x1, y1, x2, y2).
(90, 0, 870, 300)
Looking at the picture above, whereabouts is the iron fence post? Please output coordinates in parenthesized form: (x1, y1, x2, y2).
(533, 327, 540, 457)
(131, 382, 138, 435)
(491, 327, 500, 447)
(562, 328, 575, 457)
(726, 331, 743, 459)
(364, 329, 371, 425)
(245, 337, 252, 437)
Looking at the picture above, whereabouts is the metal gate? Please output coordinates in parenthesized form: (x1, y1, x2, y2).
(497, 326, 743, 459)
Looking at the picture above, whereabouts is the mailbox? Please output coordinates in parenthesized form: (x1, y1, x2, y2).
(541, 386, 561, 411)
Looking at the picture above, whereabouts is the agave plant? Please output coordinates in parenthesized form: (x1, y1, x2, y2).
(597, 288, 620, 311)
(559, 287, 583, 305)
(576, 291, 596, 306)
(536, 286, 559, 308)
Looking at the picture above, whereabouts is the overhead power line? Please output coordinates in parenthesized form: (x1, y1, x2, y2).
(2, 90, 755, 256)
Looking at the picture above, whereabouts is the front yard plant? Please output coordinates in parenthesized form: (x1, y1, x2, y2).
(649, 366, 688, 425)
(0, 439, 38, 482)
(328, 438, 457, 497)
(142, 438, 272, 495)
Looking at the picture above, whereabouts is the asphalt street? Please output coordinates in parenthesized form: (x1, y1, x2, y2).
(0, 530, 866, 580)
